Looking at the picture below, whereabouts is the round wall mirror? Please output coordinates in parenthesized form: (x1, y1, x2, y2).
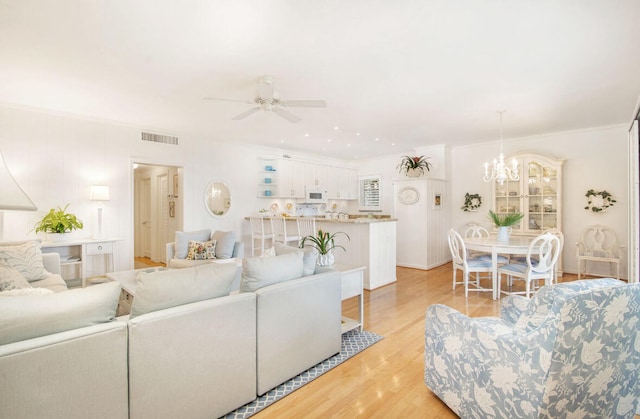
(204, 180, 231, 217)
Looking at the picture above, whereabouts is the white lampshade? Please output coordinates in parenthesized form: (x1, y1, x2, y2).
(90, 185, 110, 201)
(0, 151, 36, 211)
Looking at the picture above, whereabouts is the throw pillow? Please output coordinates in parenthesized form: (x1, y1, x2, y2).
(130, 263, 238, 318)
(274, 243, 318, 276)
(0, 266, 31, 291)
(0, 281, 121, 345)
(174, 230, 211, 259)
(211, 231, 236, 259)
(0, 241, 50, 282)
(186, 240, 217, 260)
(240, 251, 304, 292)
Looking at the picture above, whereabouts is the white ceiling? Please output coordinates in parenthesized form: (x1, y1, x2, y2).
(1, 0, 640, 160)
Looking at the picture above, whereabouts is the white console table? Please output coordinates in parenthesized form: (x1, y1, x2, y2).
(319, 263, 365, 334)
(41, 238, 119, 288)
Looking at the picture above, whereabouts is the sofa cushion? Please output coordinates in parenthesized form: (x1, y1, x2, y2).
(0, 266, 31, 291)
(29, 273, 68, 293)
(240, 252, 304, 292)
(0, 241, 50, 282)
(514, 278, 625, 333)
(130, 263, 238, 318)
(274, 243, 318, 276)
(186, 240, 217, 260)
(211, 231, 236, 259)
(0, 281, 121, 345)
(175, 229, 211, 259)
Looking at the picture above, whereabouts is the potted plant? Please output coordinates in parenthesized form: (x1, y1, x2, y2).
(34, 204, 84, 241)
(397, 155, 432, 177)
(488, 210, 523, 242)
(300, 229, 350, 266)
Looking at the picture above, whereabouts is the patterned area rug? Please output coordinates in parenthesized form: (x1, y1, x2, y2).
(223, 329, 384, 418)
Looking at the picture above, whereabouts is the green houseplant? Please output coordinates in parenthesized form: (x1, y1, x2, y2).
(488, 210, 523, 242)
(397, 155, 432, 177)
(301, 229, 350, 266)
(34, 204, 83, 238)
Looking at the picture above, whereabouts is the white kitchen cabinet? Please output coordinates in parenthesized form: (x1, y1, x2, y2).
(279, 159, 305, 198)
(492, 153, 564, 234)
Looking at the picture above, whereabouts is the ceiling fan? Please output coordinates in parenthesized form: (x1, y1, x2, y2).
(204, 75, 326, 123)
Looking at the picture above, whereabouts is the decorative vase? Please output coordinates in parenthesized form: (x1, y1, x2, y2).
(496, 226, 512, 242)
(406, 168, 422, 178)
(317, 251, 335, 266)
(47, 232, 73, 243)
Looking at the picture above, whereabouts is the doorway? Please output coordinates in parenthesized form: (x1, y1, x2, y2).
(133, 163, 182, 268)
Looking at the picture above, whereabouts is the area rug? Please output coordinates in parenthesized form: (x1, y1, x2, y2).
(222, 329, 384, 418)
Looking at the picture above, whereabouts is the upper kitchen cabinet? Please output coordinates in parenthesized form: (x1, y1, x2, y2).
(279, 159, 306, 199)
(492, 153, 564, 235)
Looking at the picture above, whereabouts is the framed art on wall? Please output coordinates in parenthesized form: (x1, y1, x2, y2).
(434, 193, 442, 209)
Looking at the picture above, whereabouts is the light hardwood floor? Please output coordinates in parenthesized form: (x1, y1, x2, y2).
(254, 263, 581, 418)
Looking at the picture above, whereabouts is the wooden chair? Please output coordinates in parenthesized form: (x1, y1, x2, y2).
(270, 216, 300, 247)
(576, 224, 621, 280)
(249, 217, 273, 256)
(498, 232, 561, 298)
(447, 229, 493, 297)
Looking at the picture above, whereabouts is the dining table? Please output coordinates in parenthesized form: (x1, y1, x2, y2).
(463, 236, 536, 300)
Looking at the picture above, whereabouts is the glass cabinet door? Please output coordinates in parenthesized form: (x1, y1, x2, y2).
(492, 153, 563, 235)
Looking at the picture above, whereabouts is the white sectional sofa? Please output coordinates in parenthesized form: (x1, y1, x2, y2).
(0, 244, 341, 419)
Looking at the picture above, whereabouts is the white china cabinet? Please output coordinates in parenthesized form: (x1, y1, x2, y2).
(492, 153, 564, 235)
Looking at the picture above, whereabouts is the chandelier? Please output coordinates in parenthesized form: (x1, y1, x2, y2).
(483, 111, 519, 185)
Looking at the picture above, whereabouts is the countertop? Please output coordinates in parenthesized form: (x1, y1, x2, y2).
(246, 216, 397, 223)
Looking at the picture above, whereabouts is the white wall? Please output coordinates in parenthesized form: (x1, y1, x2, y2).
(354, 124, 630, 278)
(0, 104, 351, 271)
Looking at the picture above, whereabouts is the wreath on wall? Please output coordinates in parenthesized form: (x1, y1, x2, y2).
(461, 193, 482, 212)
(584, 189, 616, 213)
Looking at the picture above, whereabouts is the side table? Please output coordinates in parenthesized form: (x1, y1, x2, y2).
(319, 263, 366, 334)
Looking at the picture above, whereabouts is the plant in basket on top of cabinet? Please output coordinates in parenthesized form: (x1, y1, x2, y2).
(397, 155, 431, 177)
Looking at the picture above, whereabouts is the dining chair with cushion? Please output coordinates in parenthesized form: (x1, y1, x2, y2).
(425, 278, 640, 418)
(447, 229, 493, 297)
(576, 224, 622, 280)
(460, 223, 508, 264)
(511, 228, 564, 283)
(498, 232, 561, 298)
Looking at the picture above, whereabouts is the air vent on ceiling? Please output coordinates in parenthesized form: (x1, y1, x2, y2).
(141, 132, 178, 145)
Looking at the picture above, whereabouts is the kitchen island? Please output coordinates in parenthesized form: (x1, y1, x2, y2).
(247, 216, 397, 290)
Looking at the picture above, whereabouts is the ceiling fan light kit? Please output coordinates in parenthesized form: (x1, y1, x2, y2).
(205, 75, 326, 123)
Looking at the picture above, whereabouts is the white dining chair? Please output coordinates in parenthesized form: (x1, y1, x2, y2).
(296, 218, 317, 246)
(460, 223, 508, 264)
(498, 232, 561, 298)
(576, 224, 621, 280)
(447, 229, 493, 298)
(511, 228, 564, 284)
(270, 216, 300, 247)
(249, 216, 273, 256)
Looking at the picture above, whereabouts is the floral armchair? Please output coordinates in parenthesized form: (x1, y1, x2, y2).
(424, 279, 640, 418)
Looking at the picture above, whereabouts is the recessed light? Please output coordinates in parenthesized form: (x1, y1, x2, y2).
(356, 132, 360, 136)
(280, 139, 285, 143)
(327, 138, 332, 142)
(304, 133, 309, 137)
(374, 138, 379, 142)
(347, 143, 351, 147)
(391, 142, 396, 146)
(334, 126, 339, 130)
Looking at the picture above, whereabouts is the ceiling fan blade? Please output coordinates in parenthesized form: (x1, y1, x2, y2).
(232, 107, 261, 120)
(280, 100, 327, 108)
(204, 97, 255, 105)
(273, 108, 302, 123)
